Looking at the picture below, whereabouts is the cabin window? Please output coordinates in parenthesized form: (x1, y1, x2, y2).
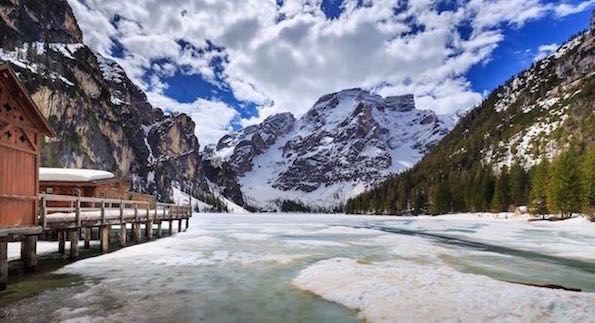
(46, 187, 53, 194)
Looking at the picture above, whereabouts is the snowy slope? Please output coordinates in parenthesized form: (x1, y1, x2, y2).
(211, 89, 451, 210)
(171, 186, 248, 214)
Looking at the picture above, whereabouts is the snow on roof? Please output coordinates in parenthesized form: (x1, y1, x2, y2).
(39, 168, 116, 183)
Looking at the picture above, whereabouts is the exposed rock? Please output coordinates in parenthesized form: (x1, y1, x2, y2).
(0, 0, 244, 206)
(212, 88, 452, 209)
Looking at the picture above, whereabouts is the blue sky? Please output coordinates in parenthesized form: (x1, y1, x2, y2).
(70, 0, 594, 145)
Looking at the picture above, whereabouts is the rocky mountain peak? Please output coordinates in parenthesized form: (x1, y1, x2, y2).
(0, 0, 83, 49)
(211, 88, 452, 210)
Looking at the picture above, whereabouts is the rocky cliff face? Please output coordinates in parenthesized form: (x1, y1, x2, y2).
(0, 0, 242, 204)
(210, 88, 452, 209)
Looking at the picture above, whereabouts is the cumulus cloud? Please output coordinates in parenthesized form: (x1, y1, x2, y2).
(554, 0, 595, 17)
(68, 0, 594, 144)
(533, 43, 560, 61)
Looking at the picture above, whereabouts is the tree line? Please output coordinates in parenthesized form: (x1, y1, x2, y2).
(345, 146, 594, 220)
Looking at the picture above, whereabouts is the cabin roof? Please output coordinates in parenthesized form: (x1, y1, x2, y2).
(39, 167, 116, 183)
(0, 63, 55, 137)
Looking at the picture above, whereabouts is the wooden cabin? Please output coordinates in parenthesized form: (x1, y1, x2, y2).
(39, 168, 156, 208)
(0, 64, 54, 230)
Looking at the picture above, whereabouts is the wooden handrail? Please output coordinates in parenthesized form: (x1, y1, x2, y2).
(40, 193, 151, 205)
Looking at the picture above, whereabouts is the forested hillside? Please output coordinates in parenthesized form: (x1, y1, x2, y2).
(346, 19, 595, 218)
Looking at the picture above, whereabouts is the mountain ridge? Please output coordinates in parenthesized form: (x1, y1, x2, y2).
(208, 87, 453, 210)
(346, 19, 594, 215)
(0, 0, 244, 207)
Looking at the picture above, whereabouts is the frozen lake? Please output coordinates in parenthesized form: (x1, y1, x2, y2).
(1, 213, 594, 322)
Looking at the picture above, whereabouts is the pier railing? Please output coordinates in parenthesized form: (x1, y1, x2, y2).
(38, 193, 191, 230)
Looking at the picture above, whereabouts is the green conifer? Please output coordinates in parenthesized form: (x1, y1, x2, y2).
(547, 150, 581, 218)
(529, 159, 549, 217)
(580, 147, 595, 219)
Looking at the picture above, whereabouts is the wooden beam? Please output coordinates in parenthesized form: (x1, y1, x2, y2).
(0, 241, 7, 291)
(157, 221, 163, 238)
(84, 228, 91, 249)
(58, 231, 65, 254)
(69, 230, 79, 259)
(133, 223, 141, 242)
(119, 223, 127, 247)
(146, 220, 153, 240)
(39, 196, 47, 229)
(100, 226, 109, 253)
(21, 235, 37, 271)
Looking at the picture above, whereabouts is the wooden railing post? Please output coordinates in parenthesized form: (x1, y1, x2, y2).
(100, 200, 106, 225)
(168, 205, 173, 235)
(133, 203, 141, 242)
(39, 196, 47, 229)
(119, 200, 126, 247)
(75, 198, 81, 228)
(145, 203, 153, 240)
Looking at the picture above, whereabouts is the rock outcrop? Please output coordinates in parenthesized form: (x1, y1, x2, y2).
(210, 88, 452, 210)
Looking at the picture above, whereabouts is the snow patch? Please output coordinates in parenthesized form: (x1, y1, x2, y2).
(292, 258, 595, 323)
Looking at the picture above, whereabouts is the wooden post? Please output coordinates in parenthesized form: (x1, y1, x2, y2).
(69, 230, 79, 259)
(169, 205, 174, 235)
(84, 228, 91, 249)
(185, 218, 189, 230)
(0, 241, 7, 291)
(119, 223, 127, 247)
(134, 223, 141, 242)
(40, 196, 47, 229)
(146, 204, 152, 239)
(134, 203, 138, 222)
(100, 200, 106, 225)
(21, 235, 37, 270)
(178, 218, 182, 233)
(58, 231, 66, 254)
(157, 220, 163, 238)
(146, 220, 153, 240)
(100, 226, 109, 253)
(75, 198, 81, 228)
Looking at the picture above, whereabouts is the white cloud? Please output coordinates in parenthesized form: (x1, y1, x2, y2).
(555, 0, 595, 17)
(533, 43, 559, 61)
(67, 0, 593, 144)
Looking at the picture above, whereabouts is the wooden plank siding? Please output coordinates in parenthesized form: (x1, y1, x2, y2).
(0, 64, 53, 229)
(0, 86, 40, 227)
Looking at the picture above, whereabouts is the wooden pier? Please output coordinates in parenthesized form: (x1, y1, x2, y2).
(0, 193, 191, 290)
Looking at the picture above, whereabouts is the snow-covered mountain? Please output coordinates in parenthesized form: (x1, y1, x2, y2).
(0, 0, 243, 210)
(208, 88, 452, 210)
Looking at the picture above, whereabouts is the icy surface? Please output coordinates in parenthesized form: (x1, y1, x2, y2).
(3, 213, 594, 322)
(293, 258, 595, 323)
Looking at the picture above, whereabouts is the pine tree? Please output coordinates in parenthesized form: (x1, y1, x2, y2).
(491, 166, 510, 212)
(580, 147, 595, 219)
(477, 167, 495, 211)
(547, 150, 581, 218)
(509, 162, 528, 206)
(430, 181, 451, 215)
(529, 159, 549, 217)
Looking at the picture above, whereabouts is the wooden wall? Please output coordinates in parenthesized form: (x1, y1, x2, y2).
(0, 83, 40, 227)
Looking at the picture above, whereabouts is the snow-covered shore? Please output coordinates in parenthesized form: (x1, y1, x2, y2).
(292, 257, 595, 323)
